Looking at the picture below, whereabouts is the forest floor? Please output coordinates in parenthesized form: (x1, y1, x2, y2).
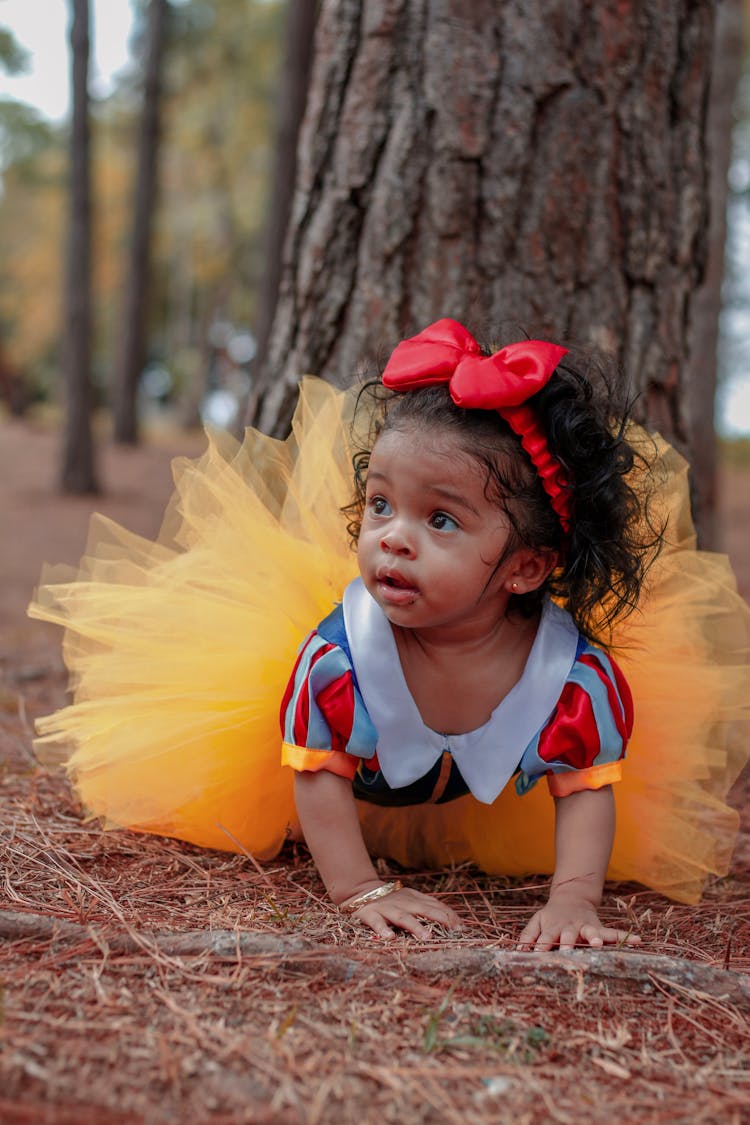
(1, 411, 749, 1124)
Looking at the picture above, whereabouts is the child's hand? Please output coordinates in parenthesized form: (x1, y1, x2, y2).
(517, 895, 641, 953)
(341, 886, 462, 941)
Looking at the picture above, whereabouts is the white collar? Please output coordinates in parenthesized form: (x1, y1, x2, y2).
(342, 578, 579, 804)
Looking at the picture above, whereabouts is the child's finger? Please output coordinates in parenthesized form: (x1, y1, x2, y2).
(532, 930, 561, 953)
(600, 926, 641, 946)
(394, 891, 463, 930)
(423, 903, 463, 929)
(557, 925, 586, 952)
(580, 924, 639, 948)
(387, 909, 435, 941)
(385, 898, 462, 936)
(362, 904, 433, 941)
(351, 891, 463, 940)
(516, 916, 542, 951)
(361, 910, 398, 940)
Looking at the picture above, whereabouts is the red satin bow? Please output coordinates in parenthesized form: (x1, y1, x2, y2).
(381, 319, 573, 535)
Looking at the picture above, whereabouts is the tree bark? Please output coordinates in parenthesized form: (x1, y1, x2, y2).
(684, 0, 743, 546)
(249, 0, 319, 406)
(251, 0, 716, 444)
(61, 0, 98, 493)
(112, 0, 168, 445)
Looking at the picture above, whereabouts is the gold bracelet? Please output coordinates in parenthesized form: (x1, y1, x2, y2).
(339, 880, 404, 914)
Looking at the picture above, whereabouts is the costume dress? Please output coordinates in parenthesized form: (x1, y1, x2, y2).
(28, 379, 750, 904)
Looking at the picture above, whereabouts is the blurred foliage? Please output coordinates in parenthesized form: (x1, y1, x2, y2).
(0, 26, 30, 75)
(0, 145, 66, 394)
(0, 0, 285, 409)
(0, 97, 56, 168)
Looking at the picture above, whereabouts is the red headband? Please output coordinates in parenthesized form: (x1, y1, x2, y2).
(381, 318, 572, 535)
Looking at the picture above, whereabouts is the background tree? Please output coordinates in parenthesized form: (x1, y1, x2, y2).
(0, 0, 284, 428)
(62, 0, 98, 493)
(0, 26, 45, 415)
(112, 0, 169, 445)
(142, 0, 285, 423)
(249, 0, 721, 518)
(250, 0, 319, 391)
(685, 0, 744, 546)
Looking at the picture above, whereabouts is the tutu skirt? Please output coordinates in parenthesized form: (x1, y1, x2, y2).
(28, 379, 750, 904)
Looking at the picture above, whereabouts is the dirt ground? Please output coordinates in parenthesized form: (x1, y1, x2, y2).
(1, 413, 749, 1124)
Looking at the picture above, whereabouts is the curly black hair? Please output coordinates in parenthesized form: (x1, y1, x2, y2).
(343, 347, 663, 645)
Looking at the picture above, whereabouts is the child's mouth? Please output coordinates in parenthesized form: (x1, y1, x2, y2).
(377, 572, 419, 605)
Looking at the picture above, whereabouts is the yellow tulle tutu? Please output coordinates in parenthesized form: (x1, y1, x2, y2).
(28, 379, 750, 903)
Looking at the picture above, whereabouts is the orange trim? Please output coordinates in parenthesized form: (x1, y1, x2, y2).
(281, 742, 358, 781)
(546, 761, 623, 798)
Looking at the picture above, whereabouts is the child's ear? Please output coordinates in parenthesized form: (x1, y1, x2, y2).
(505, 548, 559, 594)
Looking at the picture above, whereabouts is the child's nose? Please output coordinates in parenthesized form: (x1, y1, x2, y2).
(380, 527, 415, 556)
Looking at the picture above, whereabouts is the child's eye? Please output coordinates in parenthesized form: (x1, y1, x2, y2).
(369, 495, 392, 516)
(430, 511, 458, 532)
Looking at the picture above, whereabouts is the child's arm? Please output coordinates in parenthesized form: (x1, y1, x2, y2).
(294, 770, 461, 939)
(518, 786, 640, 952)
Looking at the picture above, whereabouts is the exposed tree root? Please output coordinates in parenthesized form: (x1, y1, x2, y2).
(3, 908, 748, 1005)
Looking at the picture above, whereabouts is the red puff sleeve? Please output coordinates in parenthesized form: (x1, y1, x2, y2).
(535, 650, 633, 798)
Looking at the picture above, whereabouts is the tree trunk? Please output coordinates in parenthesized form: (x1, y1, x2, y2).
(251, 0, 715, 445)
(248, 0, 319, 411)
(684, 0, 743, 547)
(61, 0, 98, 493)
(112, 0, 168, 445)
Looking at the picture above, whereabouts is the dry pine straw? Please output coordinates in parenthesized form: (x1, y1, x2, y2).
(1, 659, 749, 1124)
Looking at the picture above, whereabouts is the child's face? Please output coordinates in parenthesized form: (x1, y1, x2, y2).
(358, 424, 523, 635)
